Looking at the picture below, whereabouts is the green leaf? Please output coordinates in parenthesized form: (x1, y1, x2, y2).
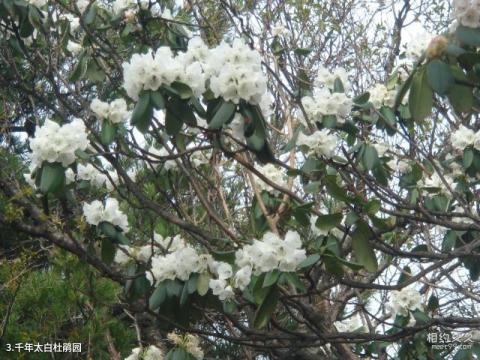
(253, 286, 278, 329)
(170, 81, 193, 99)
(83, 5, 97, 25)
(150, 91, 165, 109)
(100, 121, 116, 145)
(252, 274, 270, 305)
(397, 266, 412, 285)
(180, 282, 189, 306)
(426, 59, 454, 96)
(165, 108, 184, 136)
(149, 283, 167, 310)
(448, 65, 473, 113)
(411, 309, 430, 324)
(196, 273, 210, 296)
(351, 221, 378, 272)
(323, 254, 344, 277)
(39, 162, 65, 193)
(209, 101, 236, 130)
(298, 254, 320, 269)
(98, 221, 118, 239)
(353, 92, 370, 105)
(263, 270, 280, 288)
(101, 238, 115, 264)
(166, 279, 183, 297)
(294, 48, 312, 56)
(365, 199, 382, 215)
(315, 213, 343, 231)
(456, 25, 480, 47)
(69, 52, 88, 82)
(463, 148, 474, 169)
(379, 106, 396, 129)
(282, 272, 306, 292)
(333, 78, 345, 93)
(131, 92, 153, 133)
(442, 230, 458, 252)
(362, 145, 379, 171)
(324, 175, 351, 202)
(408, 67, 433, 122)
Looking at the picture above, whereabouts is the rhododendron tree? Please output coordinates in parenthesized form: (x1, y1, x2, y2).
(1, 0, 480, 359)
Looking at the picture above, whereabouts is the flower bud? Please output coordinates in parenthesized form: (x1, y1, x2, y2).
(425, 35, 448, 60)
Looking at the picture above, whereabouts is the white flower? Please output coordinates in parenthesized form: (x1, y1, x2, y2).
(314, 65, 349, 91)
(234, 266, 252, 290)
(296, 129, 338, 158)
(368, 84, 396, 108)
(301, 90, 352, 124)
(207, 39, 267, 105)
(216, 262, 233, 280)
(405, 29, 434, 60)
(77, 163, 107, 187)
(147, 237, 207, 286)
(90, 98, 129, 123)
(114, 245, 133, 265)
(453, 1, 480, 28)
(235, 231, 306, 276)
(29, 118, 89, 169)
(451, 125, 476, 151)
(167, 333, 204, 360)
(28, 0, 47, 7)
(272, 24, 290, 37)
(82, 198, 129, 232)
(254, 164, 287, 193)
(389, 287, 423, 317)
(125, 345, 163, 360)
(67, 41, 82, 55)
(421, 172, 455, 194)
(335, 314, 365, 333)
(208, 279, 234, 300)
(76, 0, 90, 13)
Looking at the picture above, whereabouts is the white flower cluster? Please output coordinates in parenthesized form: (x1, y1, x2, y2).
(297, 129, 339, 158)
(30, 119, 89, 168)
(335, 314, 365, 333)
(367, 84, 396, 109)
(77, 163, 108, 187)
(420, 172, 456, 195)
(147, 235, 211, 286)
(123, 37, 268, 106)
(125, 345, 164, 360)
(453, 0, 480, 28)
(123, 47, 198, 100)
(389, 287, 423, 317)
(207, 39, 267, 105)
(28, 0, 47, 8)
(314, 65, 349, 91)
(301, 90, 352, 124)
(254, 164, 287, 193)
(167, 333, 204, 360)
(66, 40, 82, 55)
(451, 125, 480, 151)
(82, 198, 130, 232)
(236, 231, 307, 275)
(90, 98, 129, 123)
(387, 158, 411, 174)
(405, 30, 434, 60)
(144, 230, 306, 302)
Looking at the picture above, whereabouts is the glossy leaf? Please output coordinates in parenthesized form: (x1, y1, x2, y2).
(351, 221, 378, 272)
(39, 162, 65, 194)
